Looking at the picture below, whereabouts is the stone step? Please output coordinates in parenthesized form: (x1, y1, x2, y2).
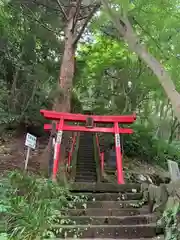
(70, 183, 141, 193)
(75, 174, 96, 178)
(76, 171, 96, 174)
(48, 237, 164, 240)
(73, 192, 142, 201)
(76, 160, 95, 162)
(75, 175, 97, 178)
(51, 224, 162, 238)
(78, 148, 94, 150)
(76, 166, 96, 169)
(76, 167, 96, 171)
(76, 162, 95, 165)
(77, 160, 95, 162)
(59, 214, 157, 225)
(75, 171, 97, 176)
(75, 176, 97, 183)
(76, 168, 96, 172)
(77, 154, 95, 157)
(75, 174, 97, 178)
(75, 179, 97, 183)
(78, 142, 94, 144)
(76, 162, 96, 166)
(68, 200, 145, 209)
(65, 206, 149, 216)
(78, 141, 93, 144)
(105, 167, 116, 172)
(75, 171, 97, 174)
(76, 162, 96, 165)
(76, 166, 96, 170)
(78, 143, 94, 146)
(75, 172, 97, 177)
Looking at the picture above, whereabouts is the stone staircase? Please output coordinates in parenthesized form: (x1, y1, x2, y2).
(51, 133, 164, 239)
(53, 183, 163, 239)
(75, 132, 97, 182)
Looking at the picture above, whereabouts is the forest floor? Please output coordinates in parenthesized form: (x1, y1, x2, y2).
(0, 131, 48, 175)
(0, 131, 169, 183)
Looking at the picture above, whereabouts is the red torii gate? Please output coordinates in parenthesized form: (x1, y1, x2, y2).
(40, 110, 136, 184)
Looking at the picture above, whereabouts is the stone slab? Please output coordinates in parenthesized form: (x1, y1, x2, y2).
(69, 200, 143, 209)
(167, 160, 180, 181)
(70, 182, 141, 193)
(51, 224, 162, 238)
(64, 206, 149, 217)
(60, 214, 157, 225)
(72, 192, 142, 201)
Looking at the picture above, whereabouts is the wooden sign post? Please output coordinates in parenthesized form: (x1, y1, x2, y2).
(24, 133, 37, 170)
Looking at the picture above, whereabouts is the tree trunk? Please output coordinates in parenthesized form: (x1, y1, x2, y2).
(38, 2, 99, 177)
(102, 1, 180, 122)
(39, 6, 76, 174)
(124, 22, 180, 121)
(168, 117, 179, 144)
(54, 7, 76, 113)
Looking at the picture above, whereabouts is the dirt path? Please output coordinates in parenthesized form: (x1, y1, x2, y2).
(0, 133, 48, 174)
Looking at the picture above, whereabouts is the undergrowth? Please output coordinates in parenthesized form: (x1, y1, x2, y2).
(158, 198, 180, 240)
(123, 123, 180, 168)
(0, 171, 87, 240)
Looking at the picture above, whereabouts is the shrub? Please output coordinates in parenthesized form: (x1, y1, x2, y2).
(0, 170, 83, 239)
(123, 123, 180, 167)
(158, 197, 180, 240)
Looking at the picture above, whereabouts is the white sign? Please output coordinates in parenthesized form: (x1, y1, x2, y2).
(56, 130, 63, 144)
(25, 133, 37, 149)
(115, 133, 121, 147)
(168, 160, 180, 182)
(53, 144, 57, 160)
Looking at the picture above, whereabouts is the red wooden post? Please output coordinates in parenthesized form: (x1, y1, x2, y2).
(96, 134, 104, 175)
(100, 152, 104, 175)
(52, 118, 64, 181)
(114, 122, 124, 184)
(67, 133, 76, 168)
(96, 134, 101, 157)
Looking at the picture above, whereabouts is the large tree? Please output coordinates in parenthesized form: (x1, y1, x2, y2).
(53, 0, 100, 112)
(30, 0, 100, 174)
(101, 0, 180, 121)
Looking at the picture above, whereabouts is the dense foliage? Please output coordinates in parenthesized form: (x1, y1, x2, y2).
(1, 1, 180, 238)
(0, 171, 86, 239)
(123, 123, 180, 167)
(158, 197, 180, 240)
(0, 0, 180, 162)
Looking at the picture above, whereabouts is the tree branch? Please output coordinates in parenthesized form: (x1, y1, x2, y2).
(73, 0, 82, 27)
(56, 0, 68, 20)
(132, 18, 169, 61)
(101, 0, 126, 36)
(21, 3, 59, 35)
(73, 3, 100, 46)
(101, 0, 180, 122)
(30, 0, 61, 13)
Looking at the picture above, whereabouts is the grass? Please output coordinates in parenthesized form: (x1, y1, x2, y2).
(0, 170, 87, 240)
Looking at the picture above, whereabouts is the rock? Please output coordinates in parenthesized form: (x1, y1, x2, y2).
(165, 196, 180, 210)
(146, 175, 153, 184)
(137, 174, 147, 182)
(167, 179, 180, 197)
(132, 173, 153, 184)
